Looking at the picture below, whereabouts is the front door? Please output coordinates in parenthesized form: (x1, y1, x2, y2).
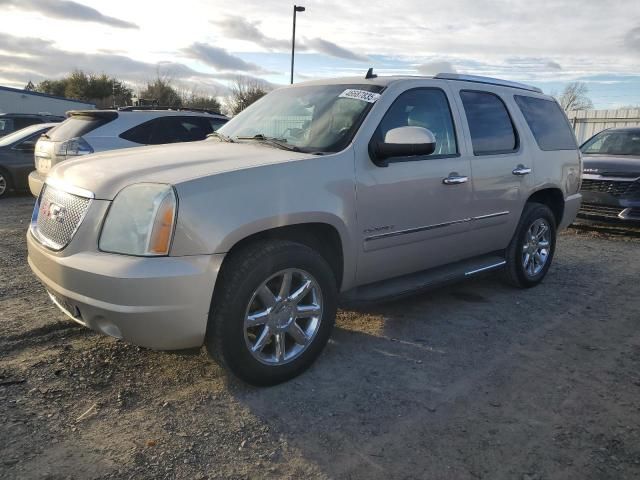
(353, 85, 474, 285)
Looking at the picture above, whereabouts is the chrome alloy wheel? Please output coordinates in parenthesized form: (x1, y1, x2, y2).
(0, 173, 6, 197)
(244, 268, 323, 365)
(522, 218, 551, 277)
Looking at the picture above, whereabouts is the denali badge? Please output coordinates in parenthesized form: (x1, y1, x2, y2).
(41, 201, 67, 224)
(583, 168, 599, 173)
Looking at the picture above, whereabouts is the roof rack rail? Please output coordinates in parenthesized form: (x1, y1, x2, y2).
(117, 106, 225, 116)
(434, 73, 543, 93)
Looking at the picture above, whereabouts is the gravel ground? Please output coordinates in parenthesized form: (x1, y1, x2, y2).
(1, 194, 640, 480)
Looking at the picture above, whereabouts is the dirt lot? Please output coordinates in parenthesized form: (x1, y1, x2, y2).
(1, 194, 639, 480)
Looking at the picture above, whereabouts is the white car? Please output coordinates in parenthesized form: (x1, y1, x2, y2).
(28, 108, 228, 196)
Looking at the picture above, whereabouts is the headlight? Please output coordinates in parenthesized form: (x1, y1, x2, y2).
(99, 183, 177, 256)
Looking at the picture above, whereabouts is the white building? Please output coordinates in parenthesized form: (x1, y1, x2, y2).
(567, 108, 640, 144)
(0, 85, 95, 116)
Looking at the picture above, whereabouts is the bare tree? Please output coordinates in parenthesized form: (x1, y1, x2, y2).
(178, 85, 222, 113)
(223, 77, 269, 116)
(557, 82, 593, 111)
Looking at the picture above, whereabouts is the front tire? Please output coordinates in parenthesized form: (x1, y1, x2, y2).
(0, 169, 12, 199)
(504, 202, 557, 288)
(206, 240, 338, 386)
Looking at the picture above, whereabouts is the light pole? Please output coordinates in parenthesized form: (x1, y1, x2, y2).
(290, 5, 305, 84)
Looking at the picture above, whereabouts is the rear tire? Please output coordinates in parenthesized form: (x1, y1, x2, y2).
(206, 240, 338, 386)
(504, 202, 557, 288)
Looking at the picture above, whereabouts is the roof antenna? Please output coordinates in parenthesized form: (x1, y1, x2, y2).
(365, 67, 377, 79)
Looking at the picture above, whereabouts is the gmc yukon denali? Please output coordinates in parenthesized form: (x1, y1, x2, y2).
(27, 73, 582, 385)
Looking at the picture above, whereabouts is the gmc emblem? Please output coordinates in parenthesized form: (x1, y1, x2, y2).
(41, 201, 67, 224)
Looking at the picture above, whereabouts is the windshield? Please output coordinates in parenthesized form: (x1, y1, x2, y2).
(581, 130, 640, 156)
(217, 84, 384, 153)
(0, 123, 51, 147)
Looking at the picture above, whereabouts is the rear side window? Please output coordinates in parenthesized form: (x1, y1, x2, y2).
(460, 91, 518, 155)
(120, 116, 214, 145)
(119, 119, 157, 144)
(514, 96, 576, 151)
(209, 118, 227, 131)
(48, 115, 115, 141)
(14, 117, 41, 130)
(0, 118, 15, 135)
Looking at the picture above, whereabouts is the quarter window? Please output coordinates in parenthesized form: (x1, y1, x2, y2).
(514, 95, 577, 151)
(374, 88, 458, 157)
(460, 91, 518, 155)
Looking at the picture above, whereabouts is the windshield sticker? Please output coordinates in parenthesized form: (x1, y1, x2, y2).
(339, 89, 381, 103)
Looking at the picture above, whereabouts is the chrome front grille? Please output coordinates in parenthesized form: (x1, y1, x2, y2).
(31, 184, 92, 250)
(580, 179, 640, 198)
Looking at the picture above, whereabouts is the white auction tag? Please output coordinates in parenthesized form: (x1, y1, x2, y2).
(338, 89, 381, 103)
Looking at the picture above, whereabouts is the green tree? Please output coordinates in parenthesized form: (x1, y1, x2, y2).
(139, 77, 182, 107)
(34, 70, 132, 108)
(35, 79, 66, 97)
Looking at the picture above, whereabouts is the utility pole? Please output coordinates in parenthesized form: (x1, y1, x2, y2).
(290, 5, 305, 84)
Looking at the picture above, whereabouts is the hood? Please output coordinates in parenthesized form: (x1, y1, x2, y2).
(47, 140, 314, 200)
(582, 154, 640, 178)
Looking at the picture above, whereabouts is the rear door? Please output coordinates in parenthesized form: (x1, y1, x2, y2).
(449, 85, 534, 255)
(354, 82, 474, 284)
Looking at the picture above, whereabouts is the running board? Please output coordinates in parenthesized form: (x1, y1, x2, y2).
(340, 254, 506, 305)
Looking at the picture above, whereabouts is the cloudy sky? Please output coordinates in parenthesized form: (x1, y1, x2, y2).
(0, 0, 639, 107)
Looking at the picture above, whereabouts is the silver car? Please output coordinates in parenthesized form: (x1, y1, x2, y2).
(27, 73, 582, 385)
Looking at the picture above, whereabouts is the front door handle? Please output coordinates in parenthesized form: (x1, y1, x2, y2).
(443, 174, 469, 185)
(512, 165, 532, 176)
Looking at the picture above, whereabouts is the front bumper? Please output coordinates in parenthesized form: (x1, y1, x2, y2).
(28, 170, 45, 197)
(27, 232, 224, 350)
(578, 191, 640, 222)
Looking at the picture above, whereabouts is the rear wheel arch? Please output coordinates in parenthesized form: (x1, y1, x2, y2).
(526, 188, 564, 226)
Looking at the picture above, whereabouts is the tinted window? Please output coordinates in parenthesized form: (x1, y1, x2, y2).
(581, 130, 640, 156)
(0, 118, 15, 136)
(121, 116, 214, 145)
(460, 91, 517, 155)
(119, 119, 156, 144)
(178, 117, 214, 141)
(14, 117, 41, 130)
(209, 118, 227, 131)
(374, 88, 458, 156)
(48, 115, 115, 141)
(514, 96, 576, 151)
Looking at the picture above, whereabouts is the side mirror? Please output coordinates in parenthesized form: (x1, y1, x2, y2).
(371, 126, 436, 167)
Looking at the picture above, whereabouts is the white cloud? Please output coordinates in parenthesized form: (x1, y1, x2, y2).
(0, 0, 138, 29)
(181, 43, 267, 73)
(416, 61, 457, 75)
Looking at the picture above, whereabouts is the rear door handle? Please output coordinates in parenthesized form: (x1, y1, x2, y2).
(512, 165, 532, 176)
(443, 174, 469, 185)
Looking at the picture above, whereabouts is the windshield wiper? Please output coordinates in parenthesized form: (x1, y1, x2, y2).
(207, 131, 234, 143)
(235, 134, 301, 152)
